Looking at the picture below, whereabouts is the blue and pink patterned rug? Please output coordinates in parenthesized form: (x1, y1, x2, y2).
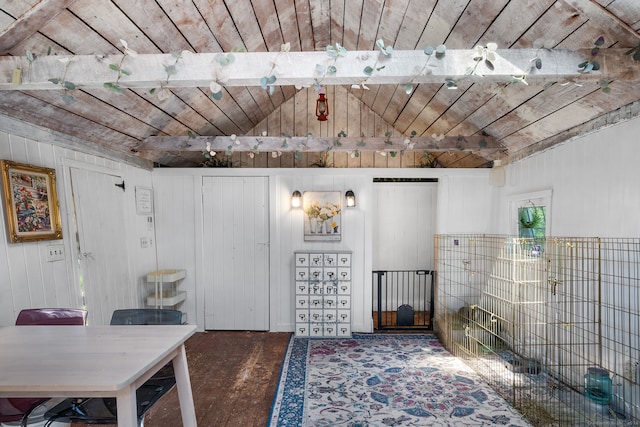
(268, 334, 531, 426)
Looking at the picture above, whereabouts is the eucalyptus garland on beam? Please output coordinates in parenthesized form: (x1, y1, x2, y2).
(140, 134, 504, 164)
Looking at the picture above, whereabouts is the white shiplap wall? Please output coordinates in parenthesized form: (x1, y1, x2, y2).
(4, 114, 639, 331)
(372, 182, 438, 271)
(499, 116, 640, 237)
(0, 124, 156, 326)
(152, 168, 494, 332)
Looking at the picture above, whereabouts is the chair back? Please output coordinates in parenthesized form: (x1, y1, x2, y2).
(110, 309, 182, 325)
(43, 308, 180, 426)
(0, 308, 88, 424)
(16, 308, 87, 325)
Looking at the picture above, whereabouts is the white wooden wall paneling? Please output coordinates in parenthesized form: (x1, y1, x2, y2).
(501, 116, 640, 237)
(372, 182, 437, 271)
(0, 127, 155, 327)
(3, 115, 640, 333)
(152, 174, 198, 324)
(154, 168, 483, 333)
(0, 132, 75, 325)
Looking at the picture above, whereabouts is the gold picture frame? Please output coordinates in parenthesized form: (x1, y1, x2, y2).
(1, 160, 63, 243)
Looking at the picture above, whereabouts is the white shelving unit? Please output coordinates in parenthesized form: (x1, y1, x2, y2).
(146, 269, 187, 321)
(294, 250, 352, 337)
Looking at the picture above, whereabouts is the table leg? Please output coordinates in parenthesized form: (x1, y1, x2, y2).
(116, 384, 138, 427)
(173, 344, 197, 427)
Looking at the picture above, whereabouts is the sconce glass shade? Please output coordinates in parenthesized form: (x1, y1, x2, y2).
(291, 190, 302, 208)
(316, 93, 329, 121)
(345, 190, 356, 207)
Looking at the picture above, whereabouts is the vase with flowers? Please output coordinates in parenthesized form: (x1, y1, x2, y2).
(305, 201, 321, 233)
(318, 202, 341, 234)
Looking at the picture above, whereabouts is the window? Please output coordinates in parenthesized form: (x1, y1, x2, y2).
(518, 206, 546, 239)
(509, 190, 552, 256)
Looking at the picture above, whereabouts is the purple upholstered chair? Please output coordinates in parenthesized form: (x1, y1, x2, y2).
(15, 308, 87, 326)
(0, 308, 87, 427)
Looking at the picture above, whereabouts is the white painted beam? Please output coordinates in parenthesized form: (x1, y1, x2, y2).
(139, 135, 504, 161)
(0, 48, 638, 91)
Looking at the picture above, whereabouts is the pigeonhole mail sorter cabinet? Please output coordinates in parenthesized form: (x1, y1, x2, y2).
(294, 250, 352, 337)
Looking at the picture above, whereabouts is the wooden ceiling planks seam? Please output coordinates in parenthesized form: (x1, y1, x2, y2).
(356, 0, 385, 51)
(0, 0, 76, 55)
(365, 0, 414, 123)
(403, 0, 551, 139)
(207, 1, 282, 120)
(605, 0, 640, 30)
(21, 2, 228, 150)
(329, 0, 346, 49)
(426, 0, 557, 138)
(487, 1, 640, 151)
(309, 0, 331, 50)
(425, 0, 639, 155)
(371, 0, 483, 136)
(14, 2, 205, 144)
(1, 1, 640, 168)
(502, 80, 640, 152)
(360, 0, 438, 132)
(2, 3, 187, 158)
(0, 91, 143, 154)
(443, 2, 587, 141)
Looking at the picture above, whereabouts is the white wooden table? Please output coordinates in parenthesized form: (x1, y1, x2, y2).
(0, 325, 198, 427)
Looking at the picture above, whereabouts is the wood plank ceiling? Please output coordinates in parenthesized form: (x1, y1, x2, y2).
(1, 0, 640, 169)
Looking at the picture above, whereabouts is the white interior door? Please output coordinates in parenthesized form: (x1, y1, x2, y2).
(67, 166, 133, 325)
(202, 176, 270, 330)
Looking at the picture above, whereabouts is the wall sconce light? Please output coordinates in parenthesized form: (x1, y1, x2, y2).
(345, 190, 356, 207)
(316, 93, 329, 121)
(291, 190, 302, 208)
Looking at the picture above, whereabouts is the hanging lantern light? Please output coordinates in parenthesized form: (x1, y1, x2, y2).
(316, 93, 329, 121)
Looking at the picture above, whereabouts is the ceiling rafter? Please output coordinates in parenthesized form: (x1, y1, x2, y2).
(566, 0, 640, 45)
(507, 98, 640, 164)
(1, 48, 638, 91)
(0, 0, 79, 55)
(0, 1, 639, 168)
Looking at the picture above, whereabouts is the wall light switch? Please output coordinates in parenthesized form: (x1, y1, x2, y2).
(45, 244, 65, 262)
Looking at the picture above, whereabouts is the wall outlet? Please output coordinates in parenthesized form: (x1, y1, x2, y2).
(140, 237, 149, 248)
(45, 244, 65, 262)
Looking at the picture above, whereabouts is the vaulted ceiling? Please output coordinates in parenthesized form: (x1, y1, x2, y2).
(1, 0, 640, 169)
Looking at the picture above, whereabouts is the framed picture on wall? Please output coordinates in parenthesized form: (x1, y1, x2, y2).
(135, 186, 153, 215)
(0, 160, 63, 243)
(303, 191, 342, 241)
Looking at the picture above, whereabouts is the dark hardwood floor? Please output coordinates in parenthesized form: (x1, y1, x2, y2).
(72, 331, 291, 427)
(69, 326, 429, 427)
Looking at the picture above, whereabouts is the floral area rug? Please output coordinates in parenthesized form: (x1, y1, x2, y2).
(268, 334, 531, 426)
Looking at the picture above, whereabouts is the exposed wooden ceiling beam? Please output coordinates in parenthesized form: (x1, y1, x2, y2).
(0, 0, 78, 55)
(0, 48, 638, 91)
(138, 135, 505, 162)
(565, 0, 640, 45)
(0, 113, 152, 169)
(507, 99, 640, 164)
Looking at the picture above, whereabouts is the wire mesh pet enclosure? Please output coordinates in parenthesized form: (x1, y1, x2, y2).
(434, 234, 640, 426)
